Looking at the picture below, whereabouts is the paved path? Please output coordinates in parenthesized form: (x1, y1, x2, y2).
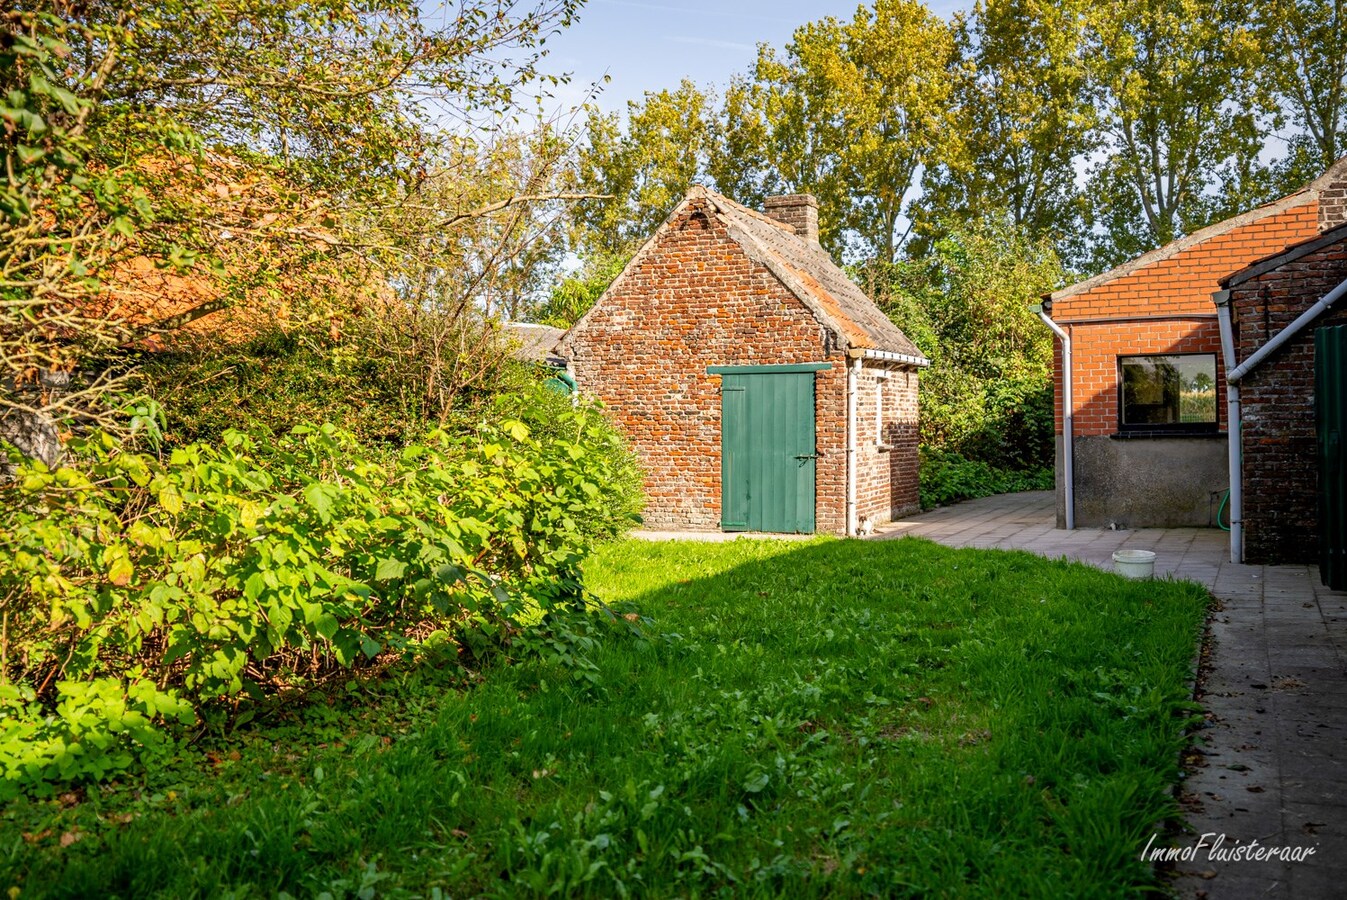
(876, 492, 1347, 899)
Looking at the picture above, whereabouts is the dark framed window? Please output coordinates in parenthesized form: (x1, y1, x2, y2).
(1118, 354, 1218, 433)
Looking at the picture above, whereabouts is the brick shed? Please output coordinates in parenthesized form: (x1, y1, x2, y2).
(1216, 222, 1347, 564)
(557, 186, 928, 536)
(1038, 157, 1347, 534)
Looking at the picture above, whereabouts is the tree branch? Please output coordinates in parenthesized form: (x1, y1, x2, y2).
(434, 193, 612, 230)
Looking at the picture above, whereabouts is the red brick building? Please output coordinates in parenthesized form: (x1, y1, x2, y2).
(1218, 223, 1347, 564)
(557, 187, 927, 535)
(1039, 158, 1347, 534)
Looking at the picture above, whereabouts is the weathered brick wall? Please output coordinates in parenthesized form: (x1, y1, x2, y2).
(854, 361, 920, 525)
(1050, 202, 1322, 437)
(1231, 234, 1347, 563)
(563, 199, 850, 533)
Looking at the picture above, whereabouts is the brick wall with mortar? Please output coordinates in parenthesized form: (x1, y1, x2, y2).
(1050, 202, 1323, 438)
(1229, 233, 1347, 563)
(853, 362, 920, 524)
(565, 198, 920, 534)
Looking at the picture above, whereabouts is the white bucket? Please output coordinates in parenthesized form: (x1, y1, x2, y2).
(1112, 549, 1156, 579)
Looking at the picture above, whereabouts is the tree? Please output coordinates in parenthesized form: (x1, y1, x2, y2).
(875, 215, 1063, 468)
(2, 0, 591, 460)
(573, 80, 712, 256)
(1082, 0, 1268, 267)
(1256, 0, 1347, 180)
(708, 0, 957, 265)
(527, 251, 626, 328)
(921, 0, 1094, 262)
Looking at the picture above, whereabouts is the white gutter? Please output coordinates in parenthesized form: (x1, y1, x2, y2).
(1035, 306, 1075, 529)
(1214, 275, 1347, 563)
(846, 356, 860, 537)
(1213, 291, 1243, 563)
(857, 347, 931, 368)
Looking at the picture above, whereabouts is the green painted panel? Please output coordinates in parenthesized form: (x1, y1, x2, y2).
(719, 372, 816, 533)
(721, 383, 749, 530)
(707, 363, 832, 374)
(1317, 326, 1347, 589)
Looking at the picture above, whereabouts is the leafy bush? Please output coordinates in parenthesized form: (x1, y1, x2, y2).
(141, 317, 525, 451)
(920, 369, 1055, 472)
(919, 447, 1054, 510)
(492, 382, 645, 542)
(0, 409, 641, 797)
(874, 217, 1061, 476)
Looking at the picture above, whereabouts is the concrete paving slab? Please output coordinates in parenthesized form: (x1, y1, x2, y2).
(874, 491, 1347, 899)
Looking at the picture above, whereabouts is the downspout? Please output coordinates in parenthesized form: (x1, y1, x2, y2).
(846, 355, 860, 537)
(1034, 305, 1075, 529)
(1215, 275, 1347, 563)
(1214, 291, 1242, 564)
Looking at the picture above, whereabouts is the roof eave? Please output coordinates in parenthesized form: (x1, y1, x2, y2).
(847, 347, 930, 367)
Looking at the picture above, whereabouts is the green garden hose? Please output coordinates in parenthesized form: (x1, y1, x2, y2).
(1217, 489, 1231, 532)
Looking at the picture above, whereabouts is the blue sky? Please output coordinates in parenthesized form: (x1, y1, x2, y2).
(536, 0, 969, 114)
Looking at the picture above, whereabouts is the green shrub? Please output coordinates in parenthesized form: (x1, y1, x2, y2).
(490, 381, 645, 542)
(0, 410, 640, 797)
(141, 328, 462, 450)
(919, 447, 1054, 510)
(915, 366, 1054, 473)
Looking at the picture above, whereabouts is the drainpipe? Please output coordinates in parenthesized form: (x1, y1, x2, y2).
(1034, 305, 1075, 530)
(846, 355, 860, 537)
(1214, 291, 1243, 564)
(1214, 275, 1347, 564)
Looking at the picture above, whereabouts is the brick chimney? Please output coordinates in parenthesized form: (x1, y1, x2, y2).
(764, 194, 819, 245)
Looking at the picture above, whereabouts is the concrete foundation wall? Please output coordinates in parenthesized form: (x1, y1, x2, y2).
(1056, 434, 1228, 528)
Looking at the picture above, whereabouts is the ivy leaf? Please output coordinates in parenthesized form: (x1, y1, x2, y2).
(15, 144, 44, 165)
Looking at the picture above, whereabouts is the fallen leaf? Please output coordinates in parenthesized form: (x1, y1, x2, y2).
(59, 831, 82, 848)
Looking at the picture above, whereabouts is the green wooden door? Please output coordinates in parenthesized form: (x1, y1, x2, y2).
(1317, 325, 1347, 589)
(716, 365, 824, 533)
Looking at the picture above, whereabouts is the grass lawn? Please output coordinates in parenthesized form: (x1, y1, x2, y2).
(2, 537, 1209, 898)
